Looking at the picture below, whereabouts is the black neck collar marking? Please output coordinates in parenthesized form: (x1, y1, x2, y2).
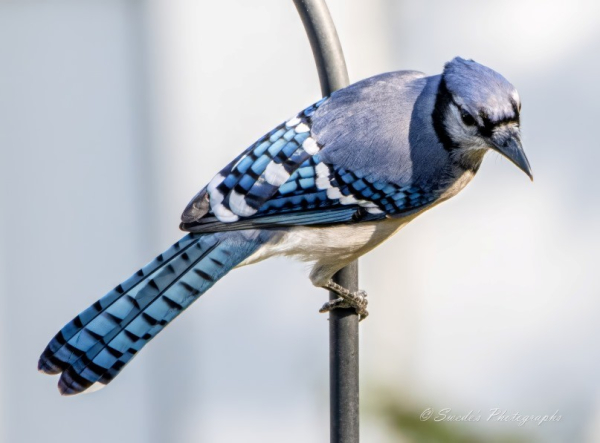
(432, 78, 459, 152)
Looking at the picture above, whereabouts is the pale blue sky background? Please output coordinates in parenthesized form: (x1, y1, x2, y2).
(1, 1, 599, 442)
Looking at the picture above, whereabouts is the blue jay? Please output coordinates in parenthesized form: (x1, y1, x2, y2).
(39, 57, 532, 395)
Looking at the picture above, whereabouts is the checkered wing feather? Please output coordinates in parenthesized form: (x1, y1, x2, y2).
(180, 100, 437, 233)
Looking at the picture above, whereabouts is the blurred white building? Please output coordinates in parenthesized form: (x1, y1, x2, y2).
(1, 1, 599, 442)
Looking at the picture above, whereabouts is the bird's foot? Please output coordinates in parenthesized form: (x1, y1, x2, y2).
(319, 280, 369, 321)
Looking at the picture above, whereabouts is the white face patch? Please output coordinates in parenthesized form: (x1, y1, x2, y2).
(447, 104, 487, 151)
(511, 90, 521, 110)
(228, 190, 258, 217)
(264, 162, 291, 186)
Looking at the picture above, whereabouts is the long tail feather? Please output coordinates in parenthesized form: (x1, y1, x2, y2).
(38, 230, 268, 395)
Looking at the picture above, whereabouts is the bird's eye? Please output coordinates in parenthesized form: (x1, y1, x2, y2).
(461, 111, 476, 126)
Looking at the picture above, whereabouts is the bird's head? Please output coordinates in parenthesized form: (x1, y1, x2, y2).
(433, 57, 532, 180)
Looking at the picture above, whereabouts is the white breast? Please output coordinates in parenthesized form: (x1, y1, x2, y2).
(238, 216, 415, 287)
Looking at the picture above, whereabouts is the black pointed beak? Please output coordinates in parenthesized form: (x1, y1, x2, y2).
(490, 129, 533, 181)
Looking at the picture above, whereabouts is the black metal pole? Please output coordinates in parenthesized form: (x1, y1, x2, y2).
(292, 2, 359, 442)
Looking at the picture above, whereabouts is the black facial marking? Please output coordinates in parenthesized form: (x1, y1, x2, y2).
(434, 77, 521, 153)
(432, 78, 460, 151)
(478, 112, 495, 138)
(484, 112, 520, 135)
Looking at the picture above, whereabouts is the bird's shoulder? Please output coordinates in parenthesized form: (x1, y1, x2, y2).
(313, 71, 446, 189)
(180, 72, 447, 233)
(313, 70, 428, 122)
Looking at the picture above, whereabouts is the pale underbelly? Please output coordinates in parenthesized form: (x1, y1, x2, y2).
(237, 215, 415, 286)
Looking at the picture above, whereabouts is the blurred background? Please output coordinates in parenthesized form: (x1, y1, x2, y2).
(1, 0, 599, 442)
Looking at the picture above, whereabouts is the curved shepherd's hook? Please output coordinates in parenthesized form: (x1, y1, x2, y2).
(292, 2, 359, 442)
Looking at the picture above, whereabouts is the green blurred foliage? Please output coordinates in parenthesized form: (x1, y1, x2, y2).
(366, 388, 533, 443)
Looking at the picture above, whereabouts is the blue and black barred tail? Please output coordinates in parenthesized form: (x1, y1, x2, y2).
(38, 230, 267, 395)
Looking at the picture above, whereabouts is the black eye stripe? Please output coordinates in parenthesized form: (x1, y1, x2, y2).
(449, 97, 520, 137)
(479, 112, 494, 133)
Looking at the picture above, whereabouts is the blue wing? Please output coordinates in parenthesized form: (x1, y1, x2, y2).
(180, 98, 437, 233)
